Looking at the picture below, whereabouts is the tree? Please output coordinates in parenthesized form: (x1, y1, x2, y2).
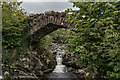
(66, 2, 120, 78)
(2, 2, 27, 49)
(2, 2, 27, 65)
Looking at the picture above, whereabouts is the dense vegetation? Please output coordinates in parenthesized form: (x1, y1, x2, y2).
(66, 2, 120, 78)
(2, 2, 28, 66)
(2, 2, 27, 49)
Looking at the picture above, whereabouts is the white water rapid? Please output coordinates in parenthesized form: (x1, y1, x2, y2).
(53, 50, 67, 73)
(48, 43, 77, 80)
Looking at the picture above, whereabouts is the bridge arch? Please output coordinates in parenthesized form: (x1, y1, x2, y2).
(28, 11, 72, 41)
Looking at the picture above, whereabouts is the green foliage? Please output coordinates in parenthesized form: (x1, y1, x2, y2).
(66, 2, 120, 78)
(2, 2, 27, 49)
(49, 28, 68, 44)
(37, 36, 52, 54)
(2, 2, 28, 66)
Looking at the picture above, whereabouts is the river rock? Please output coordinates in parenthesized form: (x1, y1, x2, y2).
(2, 50, 56, 79)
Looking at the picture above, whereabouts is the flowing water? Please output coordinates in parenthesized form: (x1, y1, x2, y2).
(48, 43, 77, 80)
(53, 50, 67, 73)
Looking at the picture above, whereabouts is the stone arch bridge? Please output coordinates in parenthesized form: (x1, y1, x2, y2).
(28, 11, 72, 41)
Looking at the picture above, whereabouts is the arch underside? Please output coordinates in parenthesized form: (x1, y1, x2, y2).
(31, 23, 66, 41)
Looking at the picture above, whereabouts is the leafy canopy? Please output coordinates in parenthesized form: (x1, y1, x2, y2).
(2, 2, 27, 49)
(66, 2, 120, 78)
